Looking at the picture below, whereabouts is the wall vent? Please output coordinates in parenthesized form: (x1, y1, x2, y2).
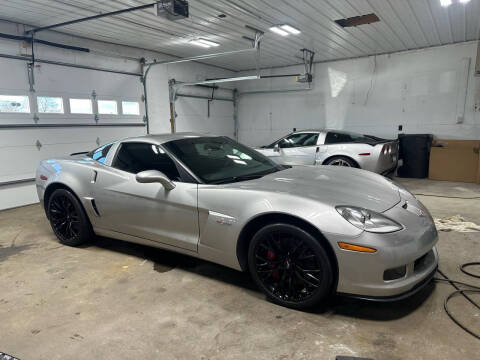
(335, 13, 380, 28)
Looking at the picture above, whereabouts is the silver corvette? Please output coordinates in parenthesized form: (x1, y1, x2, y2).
(256, 129, 399, 174)
(36, 133, 437, 309)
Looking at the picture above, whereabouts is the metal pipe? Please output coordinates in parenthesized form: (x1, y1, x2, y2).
(0, 178, 35, 186)
(0, 32, 90, 52)
(36, 59, 141, 76)
(180, 75, 259, 87)
(0, 123, 146, 130)
(0, 51, 142, 77)
(238, 87, 312, 96)
(25, 3, 156, 34)
(144, 48, 256, 66)
(176, 93, 234, 102)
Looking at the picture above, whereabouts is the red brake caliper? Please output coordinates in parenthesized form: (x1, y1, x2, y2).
(267, 250, 280, 280)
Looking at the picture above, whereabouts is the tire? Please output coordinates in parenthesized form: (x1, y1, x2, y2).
(47, 188, 93, 246)
(248, 223, 334, 310)
(324, 156, 357, 168)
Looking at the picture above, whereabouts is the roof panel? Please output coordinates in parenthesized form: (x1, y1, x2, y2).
(0, 0, 478, 71)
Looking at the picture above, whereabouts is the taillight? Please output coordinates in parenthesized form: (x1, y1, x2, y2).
(40, 175, 48, 181)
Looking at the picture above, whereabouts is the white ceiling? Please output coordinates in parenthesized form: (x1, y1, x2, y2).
(1, 0, 480, 71)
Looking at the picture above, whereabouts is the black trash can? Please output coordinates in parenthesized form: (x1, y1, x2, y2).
(397, 134, 433, 178)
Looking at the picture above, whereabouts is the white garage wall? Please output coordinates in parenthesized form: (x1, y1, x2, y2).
(145, 63, 234, 135)
(236, 41, 480, 147)
(0, 20, 235, 210)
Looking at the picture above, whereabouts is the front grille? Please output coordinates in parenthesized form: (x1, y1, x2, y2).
(414, 250, 433, 273)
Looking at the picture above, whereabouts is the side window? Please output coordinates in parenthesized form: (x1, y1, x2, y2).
(280, 133, 319, 148)
(88, 143, 114, 164)
(112, 142, 181, 181)
(37, 96, 64, 114)
(0, 95, 30, 113)
(325, 132, 353, 144)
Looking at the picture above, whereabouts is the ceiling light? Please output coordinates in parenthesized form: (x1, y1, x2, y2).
(189, 40, 211, 48)
(269, 26, 289, 36)
(280, 24, 301, 35)
(197, 39, 220, 47)
(459, 0, 471, 4)
(440, 0, 452, 7)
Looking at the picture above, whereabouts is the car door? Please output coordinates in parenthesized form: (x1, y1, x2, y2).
(277, 132, 320, 165)
(92, 141, 199, 252)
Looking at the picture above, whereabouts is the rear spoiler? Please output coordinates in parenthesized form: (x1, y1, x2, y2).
(70, 151, 89, 156)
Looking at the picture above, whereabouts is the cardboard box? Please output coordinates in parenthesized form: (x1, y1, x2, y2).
(428, 140, 480, 183)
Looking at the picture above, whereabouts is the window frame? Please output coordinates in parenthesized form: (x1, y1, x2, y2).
(0, 94, 31, 114)
(69, 98, 93, 115)
(36, 95, 65, 115)
(87, 142, 115, 165)
(121, 100, 141, 116)
(110, 141, 196, 183)
(277, 132, 321, 149)
(97, 99, 119, 115)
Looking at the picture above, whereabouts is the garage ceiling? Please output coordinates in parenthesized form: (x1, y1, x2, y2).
(2, 0, 480, 71)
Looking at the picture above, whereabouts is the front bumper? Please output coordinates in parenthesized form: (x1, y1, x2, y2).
(328, 198, 439, 299)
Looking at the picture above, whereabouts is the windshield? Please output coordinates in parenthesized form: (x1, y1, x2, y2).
(164, 136, 287, 184)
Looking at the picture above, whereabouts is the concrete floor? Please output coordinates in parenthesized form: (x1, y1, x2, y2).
(0, 178, 479, 360)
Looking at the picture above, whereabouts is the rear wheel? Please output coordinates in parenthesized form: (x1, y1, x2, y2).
(47, 189, 93, 246)
(248, 223, 334, 310)
(324, 156, 356, 167)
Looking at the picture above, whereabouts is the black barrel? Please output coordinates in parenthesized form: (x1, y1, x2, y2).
(397, 134, 433, 178)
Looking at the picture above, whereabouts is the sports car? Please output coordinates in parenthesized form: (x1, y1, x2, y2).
(255, 129, 399, 174)
(36, 133, 438, 309)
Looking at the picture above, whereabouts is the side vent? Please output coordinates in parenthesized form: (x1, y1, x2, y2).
(91, 170, 98, 184)
(90, 199, 101, 217)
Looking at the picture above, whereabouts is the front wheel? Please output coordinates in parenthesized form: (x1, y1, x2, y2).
(248, 223, 334, 310)
(47, 188, 93, 246)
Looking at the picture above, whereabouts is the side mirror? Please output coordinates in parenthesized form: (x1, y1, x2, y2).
(136, 170, 176, 190)
(274, 143, 280, 152)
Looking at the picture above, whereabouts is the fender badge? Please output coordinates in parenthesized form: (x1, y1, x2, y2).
(209, 210, 236, 225)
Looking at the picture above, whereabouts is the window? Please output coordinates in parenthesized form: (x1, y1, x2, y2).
(0, 95, 30, 113)
(37, 96, 64, 113)
(98, 100, 118, 115)
(112, 142, 180, 180)
(87, 143, 114, 164)
(122, 101, 140, 115)
(324, 131, 372, 144)
(279, 133, 319, 148)
(164, 137, 285, 184)
(70, 98, 93, 114)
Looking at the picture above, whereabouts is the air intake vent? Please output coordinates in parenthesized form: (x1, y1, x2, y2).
(335, 13, 380, 28)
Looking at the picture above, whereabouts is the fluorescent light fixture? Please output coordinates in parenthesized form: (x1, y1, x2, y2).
(269, 26, 289, 36)
(459, 0, 471, 4)
(197, 38, 220, 47)
(439, 0, 452, 7)
(190, 40, 210, 48)
(280, 24, 301, 35)
(187, 75, 259, 86)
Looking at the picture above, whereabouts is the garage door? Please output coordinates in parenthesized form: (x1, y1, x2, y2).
(0, 58, 147, 210)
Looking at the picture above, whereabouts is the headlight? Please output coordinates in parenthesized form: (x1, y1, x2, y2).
(336, 206, 403, 233)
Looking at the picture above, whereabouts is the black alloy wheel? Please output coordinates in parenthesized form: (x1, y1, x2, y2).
(248, 223, 334, 310)
(47, 189, 92, 246)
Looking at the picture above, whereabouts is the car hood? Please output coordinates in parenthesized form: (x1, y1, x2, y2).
(225, 165, 401, 213)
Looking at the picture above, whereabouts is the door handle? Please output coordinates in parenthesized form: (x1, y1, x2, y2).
(316, 147, 319, 153)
